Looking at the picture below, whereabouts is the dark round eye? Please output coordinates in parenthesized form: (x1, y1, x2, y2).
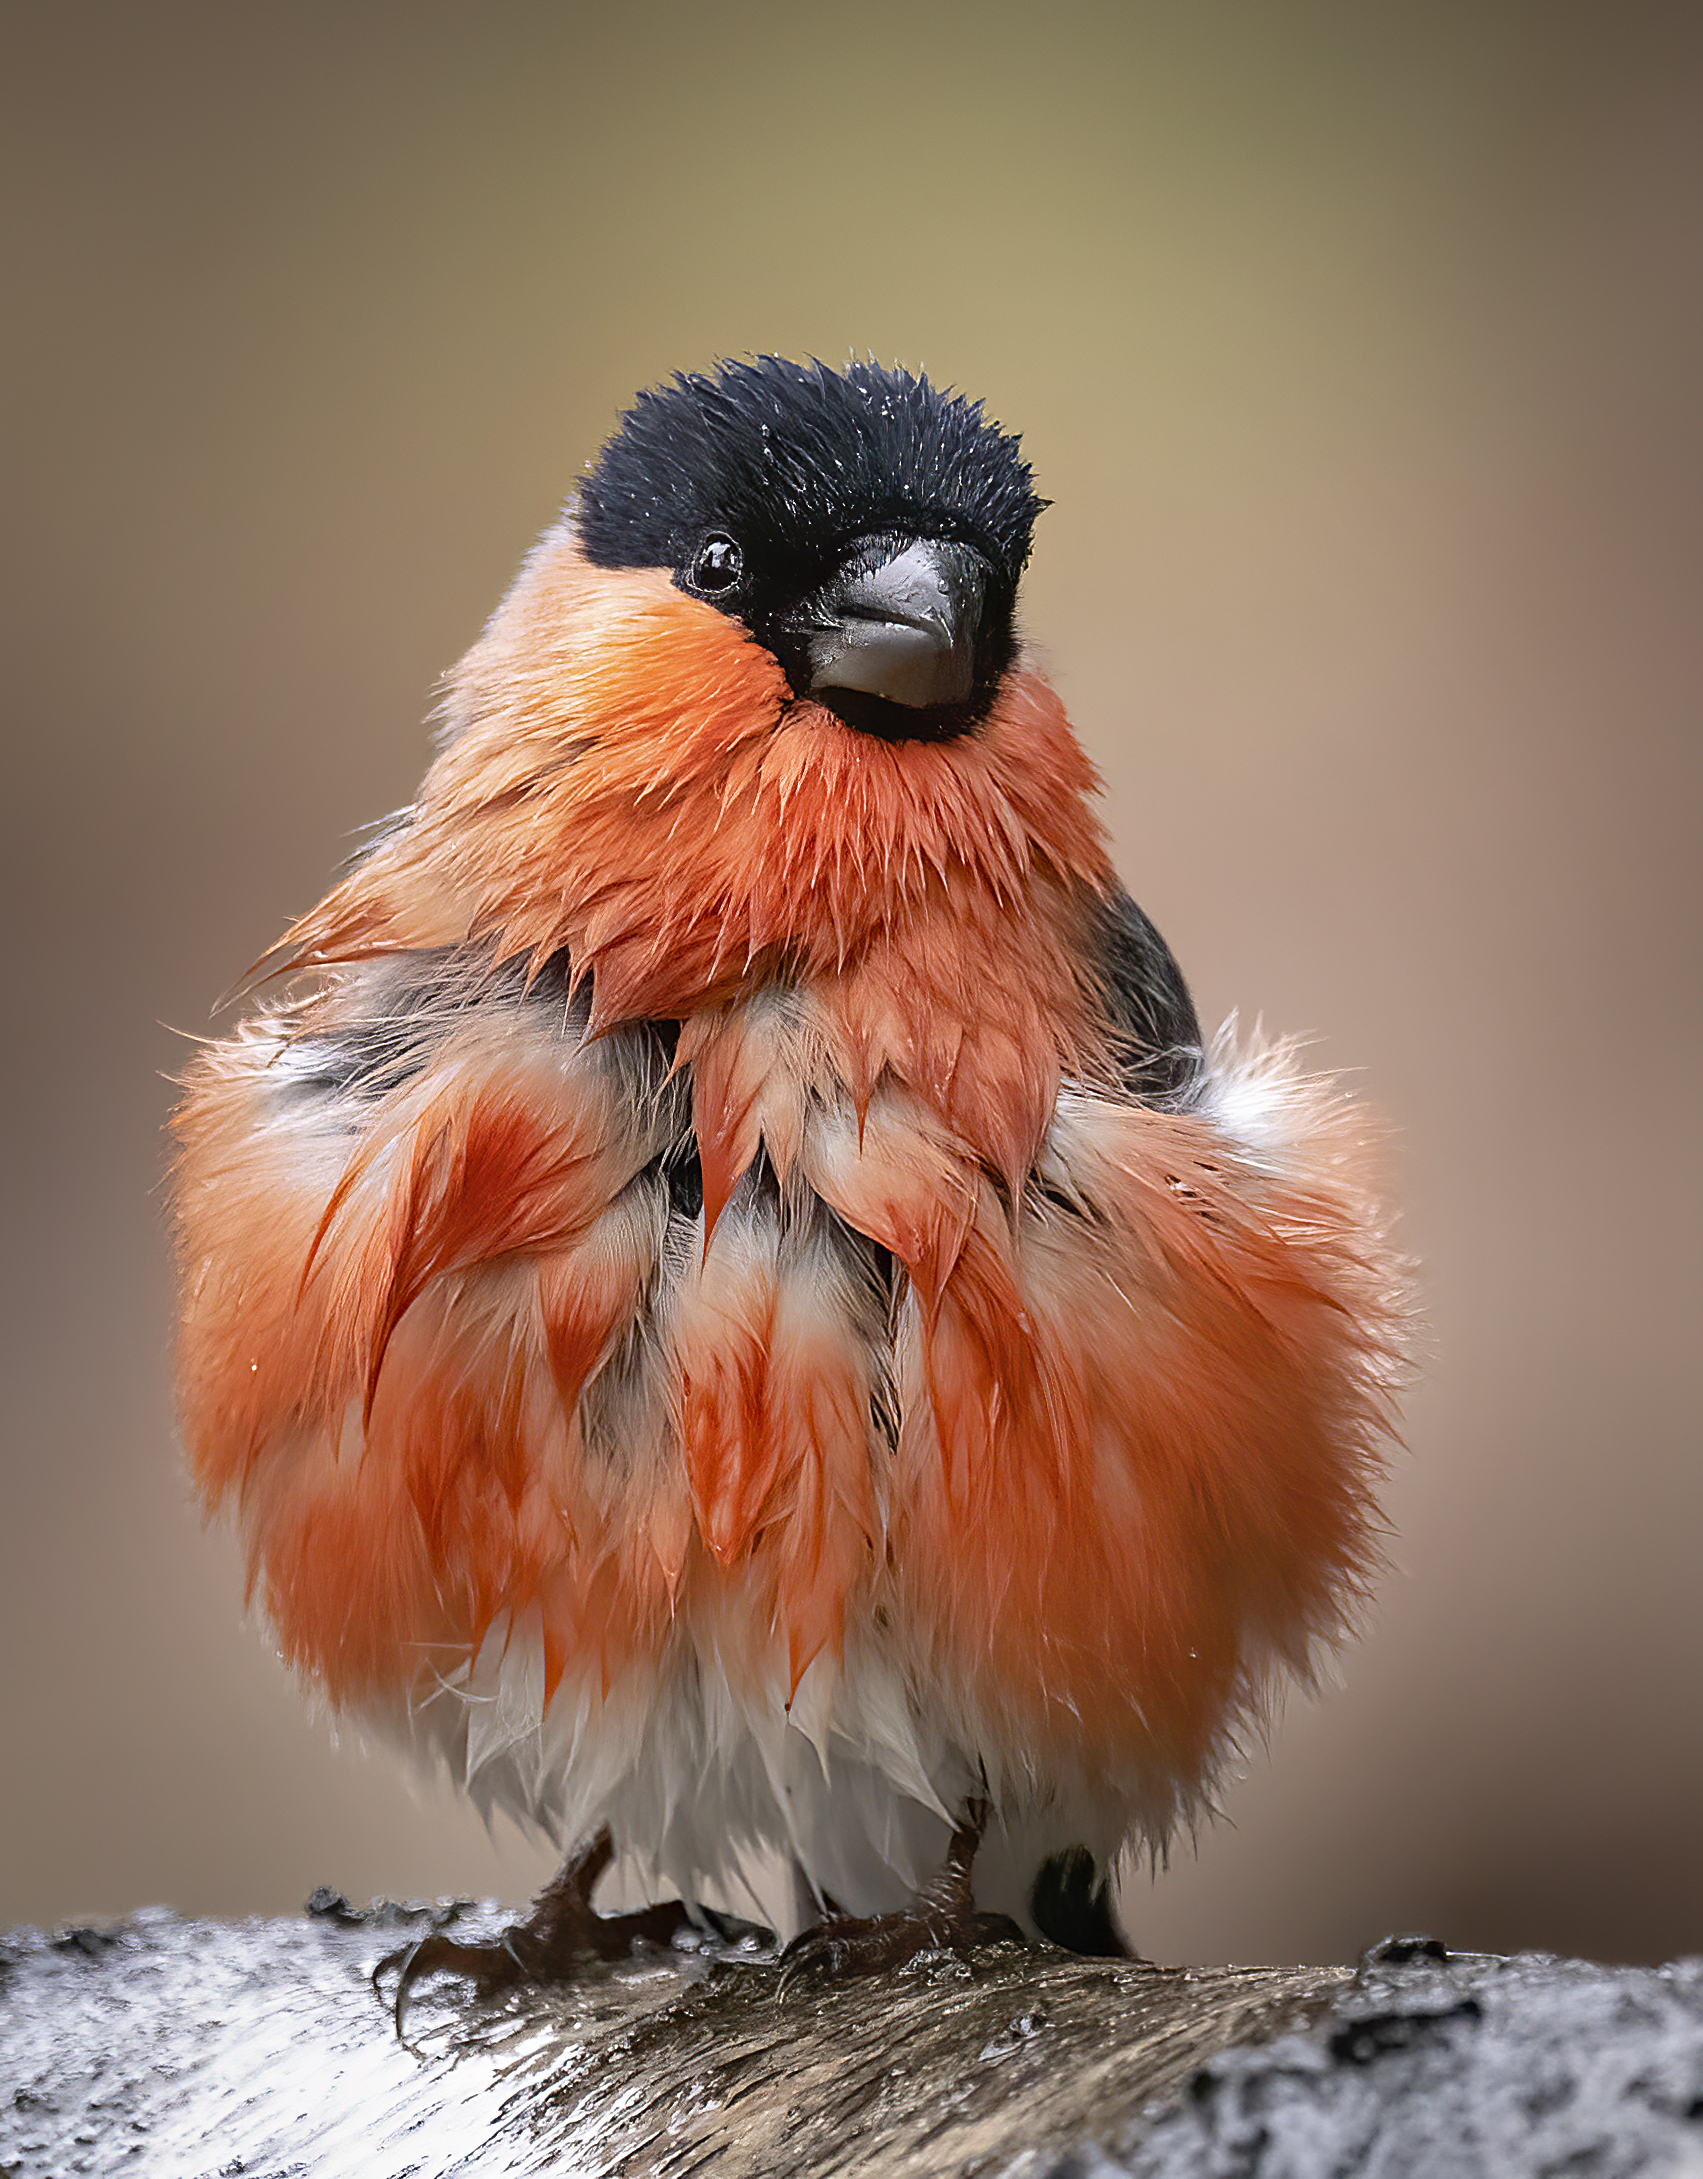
(688, 534, 743, 593)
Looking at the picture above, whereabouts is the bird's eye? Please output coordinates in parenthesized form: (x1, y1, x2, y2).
(688, 535, 743, 593)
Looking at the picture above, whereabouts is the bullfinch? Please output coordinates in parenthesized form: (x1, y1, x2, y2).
(171, 357, 1407, 2015)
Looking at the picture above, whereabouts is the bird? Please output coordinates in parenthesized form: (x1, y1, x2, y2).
(171, 356, 1407, 2016)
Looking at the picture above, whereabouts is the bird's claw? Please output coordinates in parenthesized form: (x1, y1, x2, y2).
(373, 1930, 521, 2041)
(371, 1897, 776, 2037)
(778, 1906, 1027, 1991)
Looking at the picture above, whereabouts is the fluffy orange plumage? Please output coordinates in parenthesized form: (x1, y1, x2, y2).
(172, 358, 1407, 1992)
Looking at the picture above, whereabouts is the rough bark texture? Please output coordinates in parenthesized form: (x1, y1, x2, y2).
(2, 1901, 1700, 2176)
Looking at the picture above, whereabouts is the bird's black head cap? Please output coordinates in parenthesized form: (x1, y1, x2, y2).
(576, 358, 1045, 737)
(577, 356, 1044, 590)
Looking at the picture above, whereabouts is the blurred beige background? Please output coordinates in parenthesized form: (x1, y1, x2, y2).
(3, 2, 1699, 1967)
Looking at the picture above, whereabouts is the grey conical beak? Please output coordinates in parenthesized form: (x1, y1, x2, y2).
(806, 538, 985, 710)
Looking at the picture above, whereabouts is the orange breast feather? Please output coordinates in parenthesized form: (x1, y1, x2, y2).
(174, 530, 1399, 1795)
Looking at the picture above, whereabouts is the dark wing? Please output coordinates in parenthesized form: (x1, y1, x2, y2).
(1085, 887, 1204, 1105)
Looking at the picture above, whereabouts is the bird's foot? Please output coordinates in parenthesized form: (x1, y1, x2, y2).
(374, 1829, 765, 2036)
(779, 1899, 1027, 1985)
(778, 1803, 1028, 1986)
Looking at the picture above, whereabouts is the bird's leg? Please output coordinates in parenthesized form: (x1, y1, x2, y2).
(375, 1828, 752, 2035)
(779, 1799, 1028, 1983)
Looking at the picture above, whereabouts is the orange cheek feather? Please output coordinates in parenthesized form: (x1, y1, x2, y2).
(278, 540, 1112, 1069)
